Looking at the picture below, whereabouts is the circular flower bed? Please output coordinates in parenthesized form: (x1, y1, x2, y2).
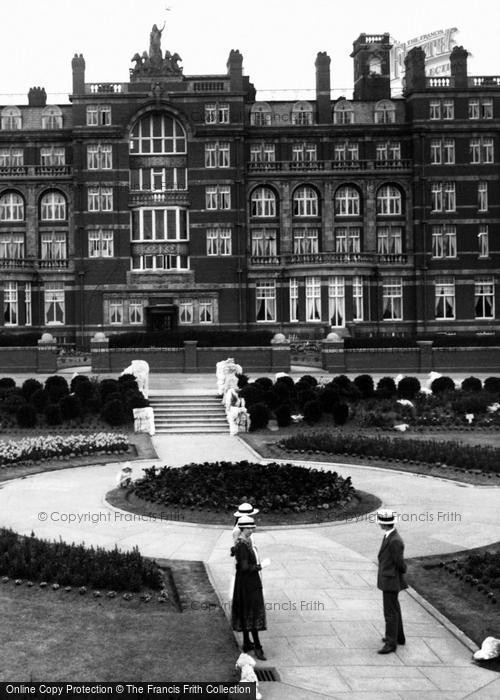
(131, 460, 355, 514)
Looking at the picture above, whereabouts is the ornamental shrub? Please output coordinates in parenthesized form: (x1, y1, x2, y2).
(254, 377, 274, 392)
(248, 402, 270, 431)
(275, 375, 295, 391)
(16, 404, 37, 428)
(431, 376, 455, 395)
(262, 389, 280, 411)
(99, 379, 120, 402)
(275, 404, 292, 427)
(70, 375, 93, 403)
(59, 395, 82, 421)
(2, 389, 27, 414)
(237, 374, 249, 389)
(376, 376, 397, 399)
(319, 386, 340, 413)
(461, 376, 482, 393)
(303, 399, 322, 424)
(299, 374, 318, 388)
(45, 376, 69, 402)
(239, 383, 265, 408)
(354, 374, 375, 398)
(332, 403, 349, 425)
(45, 404, 63, 426)
(21, 379, 43, 401)
(484, 377, 500, 395)
(274, 381, 294, 405)
(30, 388, 49, 413)
(296, 387, 316, 411)
(101, 399, 128, 426)
(0, 377, 16, 393)
(118, 373, 139, 393)
(397, 376, 421, 400)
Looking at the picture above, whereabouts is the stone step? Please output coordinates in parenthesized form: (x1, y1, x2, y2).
(150, 393, 229, 434)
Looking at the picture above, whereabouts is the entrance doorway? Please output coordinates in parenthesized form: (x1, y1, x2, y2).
(146, 305, 179, 332)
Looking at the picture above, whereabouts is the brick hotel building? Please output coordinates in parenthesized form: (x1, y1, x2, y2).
(0, 30, 499, 346)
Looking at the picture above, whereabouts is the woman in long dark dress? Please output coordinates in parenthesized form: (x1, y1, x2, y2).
(231, 515, 267, 660)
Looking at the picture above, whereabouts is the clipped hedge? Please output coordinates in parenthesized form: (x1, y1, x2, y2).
(0, 527, 162, 591)
(278, 432, 500, 474)
(132, 460, 355, 512)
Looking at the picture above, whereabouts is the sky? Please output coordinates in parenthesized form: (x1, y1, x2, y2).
(1, 0, 500, 103)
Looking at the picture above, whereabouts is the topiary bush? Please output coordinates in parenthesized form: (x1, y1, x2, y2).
(299, 374, 318, 388)
(332, 403, 349, 425)
(45, 376, 69, 403)
(248, 402, 271, 431)
(254, 376, 274, 392)
(275, 404, 292, 427)
(398, 376, 421, 400)
(303, 399, 322, 424)
(354, 374, 375, 398)
(431, 376, 456, 395)
(16, 404, 37, 428)
(30, 388, 49, 413)
(45, 404, 63, 426)
(21, 379, 43, 402)
(484, 377, 500, 395)
(376, 376, 397, 399)
(99, 379, 120, 403)
(59, 394, 82, 421)
(319, 386, 340, 413)
(101, 399, 128, 426)
(70, 375, 94, 404)
(239, 383, 265, 408)
(0, 377, 16, 394)
(461, 376, 482, 393)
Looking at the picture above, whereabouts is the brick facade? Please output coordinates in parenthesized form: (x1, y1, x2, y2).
(1, 30, 499, 348)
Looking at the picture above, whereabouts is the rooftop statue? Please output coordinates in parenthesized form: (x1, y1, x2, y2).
(130, 23, 183, 78)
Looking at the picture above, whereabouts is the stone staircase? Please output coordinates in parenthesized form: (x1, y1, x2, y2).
(149, 394, 228, 434)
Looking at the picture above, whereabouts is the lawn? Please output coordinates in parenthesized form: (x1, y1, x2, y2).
(0, 559, 239, 682)
(406, 542, 500, 672)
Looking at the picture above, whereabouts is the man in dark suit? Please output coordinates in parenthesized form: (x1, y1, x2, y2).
(376, 509, 407, 654)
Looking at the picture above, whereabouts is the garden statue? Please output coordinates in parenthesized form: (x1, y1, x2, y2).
(130, 23, 183, 78)
(133, 407, 155, 435)
(216, 357, 242, 397)
(120, 359, 150, 398)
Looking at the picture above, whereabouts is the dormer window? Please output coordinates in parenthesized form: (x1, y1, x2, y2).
(374, 100, 395, 124)
(1, 107, 22, 131)
(334, 100, 354, 125)
(250, 103, 272, 126)
(292, 101, 313, 126)
(42, 106, 63, 129)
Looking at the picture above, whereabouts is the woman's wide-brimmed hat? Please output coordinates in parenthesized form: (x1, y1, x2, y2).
(237, 515, 256, 529)
(234, 502, 259, 517)
(376, 509, 396, 525)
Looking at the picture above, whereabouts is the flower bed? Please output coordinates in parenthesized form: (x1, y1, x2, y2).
(439, 551, 500, 603)
(132, 460, 355, 513)
(0, 527, 162, 592)
(278, 432, 500, 474)
(0, 432, 128, 468)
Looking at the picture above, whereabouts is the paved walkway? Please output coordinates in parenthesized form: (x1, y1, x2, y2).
(1, 371, 500, 697)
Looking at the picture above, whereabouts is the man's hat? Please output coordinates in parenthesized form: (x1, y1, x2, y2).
(237, 515, 256, 529)
(377, 509, 396, 525)
(473, 637, 500, 661)
(234, 502, 259, 517)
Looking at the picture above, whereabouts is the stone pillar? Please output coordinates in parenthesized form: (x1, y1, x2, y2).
(270, 334, 290, 372)
(91, 332, 110, 372)
(37, 333, 58, 373)
(364, 181, 377, 253)
(184, 340, 198, 372)
(321, 334, 345, 373)
(417, 340, 433, 373)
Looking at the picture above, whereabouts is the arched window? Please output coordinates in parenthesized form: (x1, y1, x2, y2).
(293, 186, 319, 217)
(334, 186, 361, 217)
(250, 102, 272, 126)
(377, 185, 403, 216)
(40, 191, 67, 221)
(130, 113, 186, 154)
(375, 100, 396, 124)
(369, 56, 382, 75)
(1, 107, 22, 131)
(42, 106, 63, 129)
(0, 192, 24, 221)
(251, 187, 277, 217)
(333, 100, 354, 125)
(292, 101, 313, 126)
